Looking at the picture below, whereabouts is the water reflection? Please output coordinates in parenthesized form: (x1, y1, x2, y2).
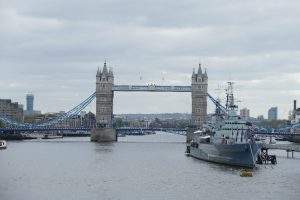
(94, 142, 115, 153)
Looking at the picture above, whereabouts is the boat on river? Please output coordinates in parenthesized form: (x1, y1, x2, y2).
(42, 134, 63, 139)
(0, 140, 7, 149)
(187, 82, 262, 168)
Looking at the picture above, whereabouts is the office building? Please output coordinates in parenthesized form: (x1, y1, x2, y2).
(0, 98, 23, 121)
(268, 107, 278, 121)
(26, 94, 34, 116)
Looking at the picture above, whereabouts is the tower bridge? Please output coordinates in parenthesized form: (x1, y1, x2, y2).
(2, 62, 299, 142)
(92, 62, 207, 142)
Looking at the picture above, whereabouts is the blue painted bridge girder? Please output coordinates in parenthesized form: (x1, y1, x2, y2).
(116, 127, 187, 132)
(1, 127, 300, 137)
(0, 127, 187, 133)
(0, 127, 91, 132)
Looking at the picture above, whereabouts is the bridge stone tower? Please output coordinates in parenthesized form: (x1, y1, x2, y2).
(191, 64, 208, 129)
(91, 62, 116, 142)
(96, 62, 114, 127)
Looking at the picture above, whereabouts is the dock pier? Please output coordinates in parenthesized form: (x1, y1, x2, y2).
(262, 143, 300, 158)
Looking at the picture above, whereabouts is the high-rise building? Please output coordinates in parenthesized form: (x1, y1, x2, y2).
(268, 107, 278, 121)
(240, 108, 250, 120)
(26, 94, 34, 115)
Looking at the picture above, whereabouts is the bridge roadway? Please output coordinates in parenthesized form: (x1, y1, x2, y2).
(0, 127, 187, 133)
(2, 127, 300, 137)
(0, 127, 91, 132)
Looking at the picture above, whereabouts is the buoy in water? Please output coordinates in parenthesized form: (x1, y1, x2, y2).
(240, 170, 253, 177)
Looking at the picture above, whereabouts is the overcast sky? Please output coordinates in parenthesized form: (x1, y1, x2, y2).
(1, 0, 300, 119)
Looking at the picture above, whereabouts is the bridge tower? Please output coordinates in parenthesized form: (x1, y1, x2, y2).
(96, 62, 114, 127)
(91, 62, 117, 142)
(191, 64, 208, 128)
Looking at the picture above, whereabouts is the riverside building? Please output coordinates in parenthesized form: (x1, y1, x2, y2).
(0, 98, 23, 122)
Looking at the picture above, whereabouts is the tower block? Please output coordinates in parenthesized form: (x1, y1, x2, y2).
(91, 62, 117, 142)
(191, 64, 208, 129)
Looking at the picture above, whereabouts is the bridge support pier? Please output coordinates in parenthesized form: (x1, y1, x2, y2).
(91, 128, 117, 142)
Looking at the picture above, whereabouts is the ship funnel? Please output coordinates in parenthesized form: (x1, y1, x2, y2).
(293, 100, 297, 119)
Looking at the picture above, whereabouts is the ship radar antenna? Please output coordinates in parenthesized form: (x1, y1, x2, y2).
(214, 84, 223, 102)
(225, 82, 237, 110)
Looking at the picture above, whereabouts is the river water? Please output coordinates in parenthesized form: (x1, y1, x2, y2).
(1, 132, 299, 200)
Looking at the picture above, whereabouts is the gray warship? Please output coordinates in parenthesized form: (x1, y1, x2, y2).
(188, 82, 262, 168)
(286, 100, 300, 143)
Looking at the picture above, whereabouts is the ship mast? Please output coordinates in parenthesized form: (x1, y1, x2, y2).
(225, 82, 238, 112)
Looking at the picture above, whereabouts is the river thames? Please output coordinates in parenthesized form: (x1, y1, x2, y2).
(1, 132, 299, 200)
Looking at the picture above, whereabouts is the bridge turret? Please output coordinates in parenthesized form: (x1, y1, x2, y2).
(96, 67, 100, 77)
(191, 64, 208, 129)
(192, 68, 196, 78)
(204, 68, 208, 78)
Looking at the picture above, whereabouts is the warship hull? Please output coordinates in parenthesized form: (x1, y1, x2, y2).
(189, 143, 261, 168)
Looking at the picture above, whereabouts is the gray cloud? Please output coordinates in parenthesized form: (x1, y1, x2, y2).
(0, 0, 300, 118)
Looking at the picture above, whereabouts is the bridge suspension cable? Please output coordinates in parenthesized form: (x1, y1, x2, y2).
(207, 93, 227, 114)
(0, 92, 96, 128)
(291, 121, 300, 129)
(1, 90, 299, 133)
(0, 91, 226, 128)
(35, 92, 96, 128)
(0, 114, 28, 127)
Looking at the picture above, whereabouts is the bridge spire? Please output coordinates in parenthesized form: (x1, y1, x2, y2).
(97, 67, 100, 77)
(109, 66, 113, 76)
(102, 61, 108, 75)
(204, 68, 207, 77)
(198, 63, 202, 75)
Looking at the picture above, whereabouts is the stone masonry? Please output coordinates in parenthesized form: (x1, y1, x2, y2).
(191, 64, 208, 129)
(96, 62, 114, 128)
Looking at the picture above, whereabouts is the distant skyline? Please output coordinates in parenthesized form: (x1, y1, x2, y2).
(1, 0, 300, 119)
